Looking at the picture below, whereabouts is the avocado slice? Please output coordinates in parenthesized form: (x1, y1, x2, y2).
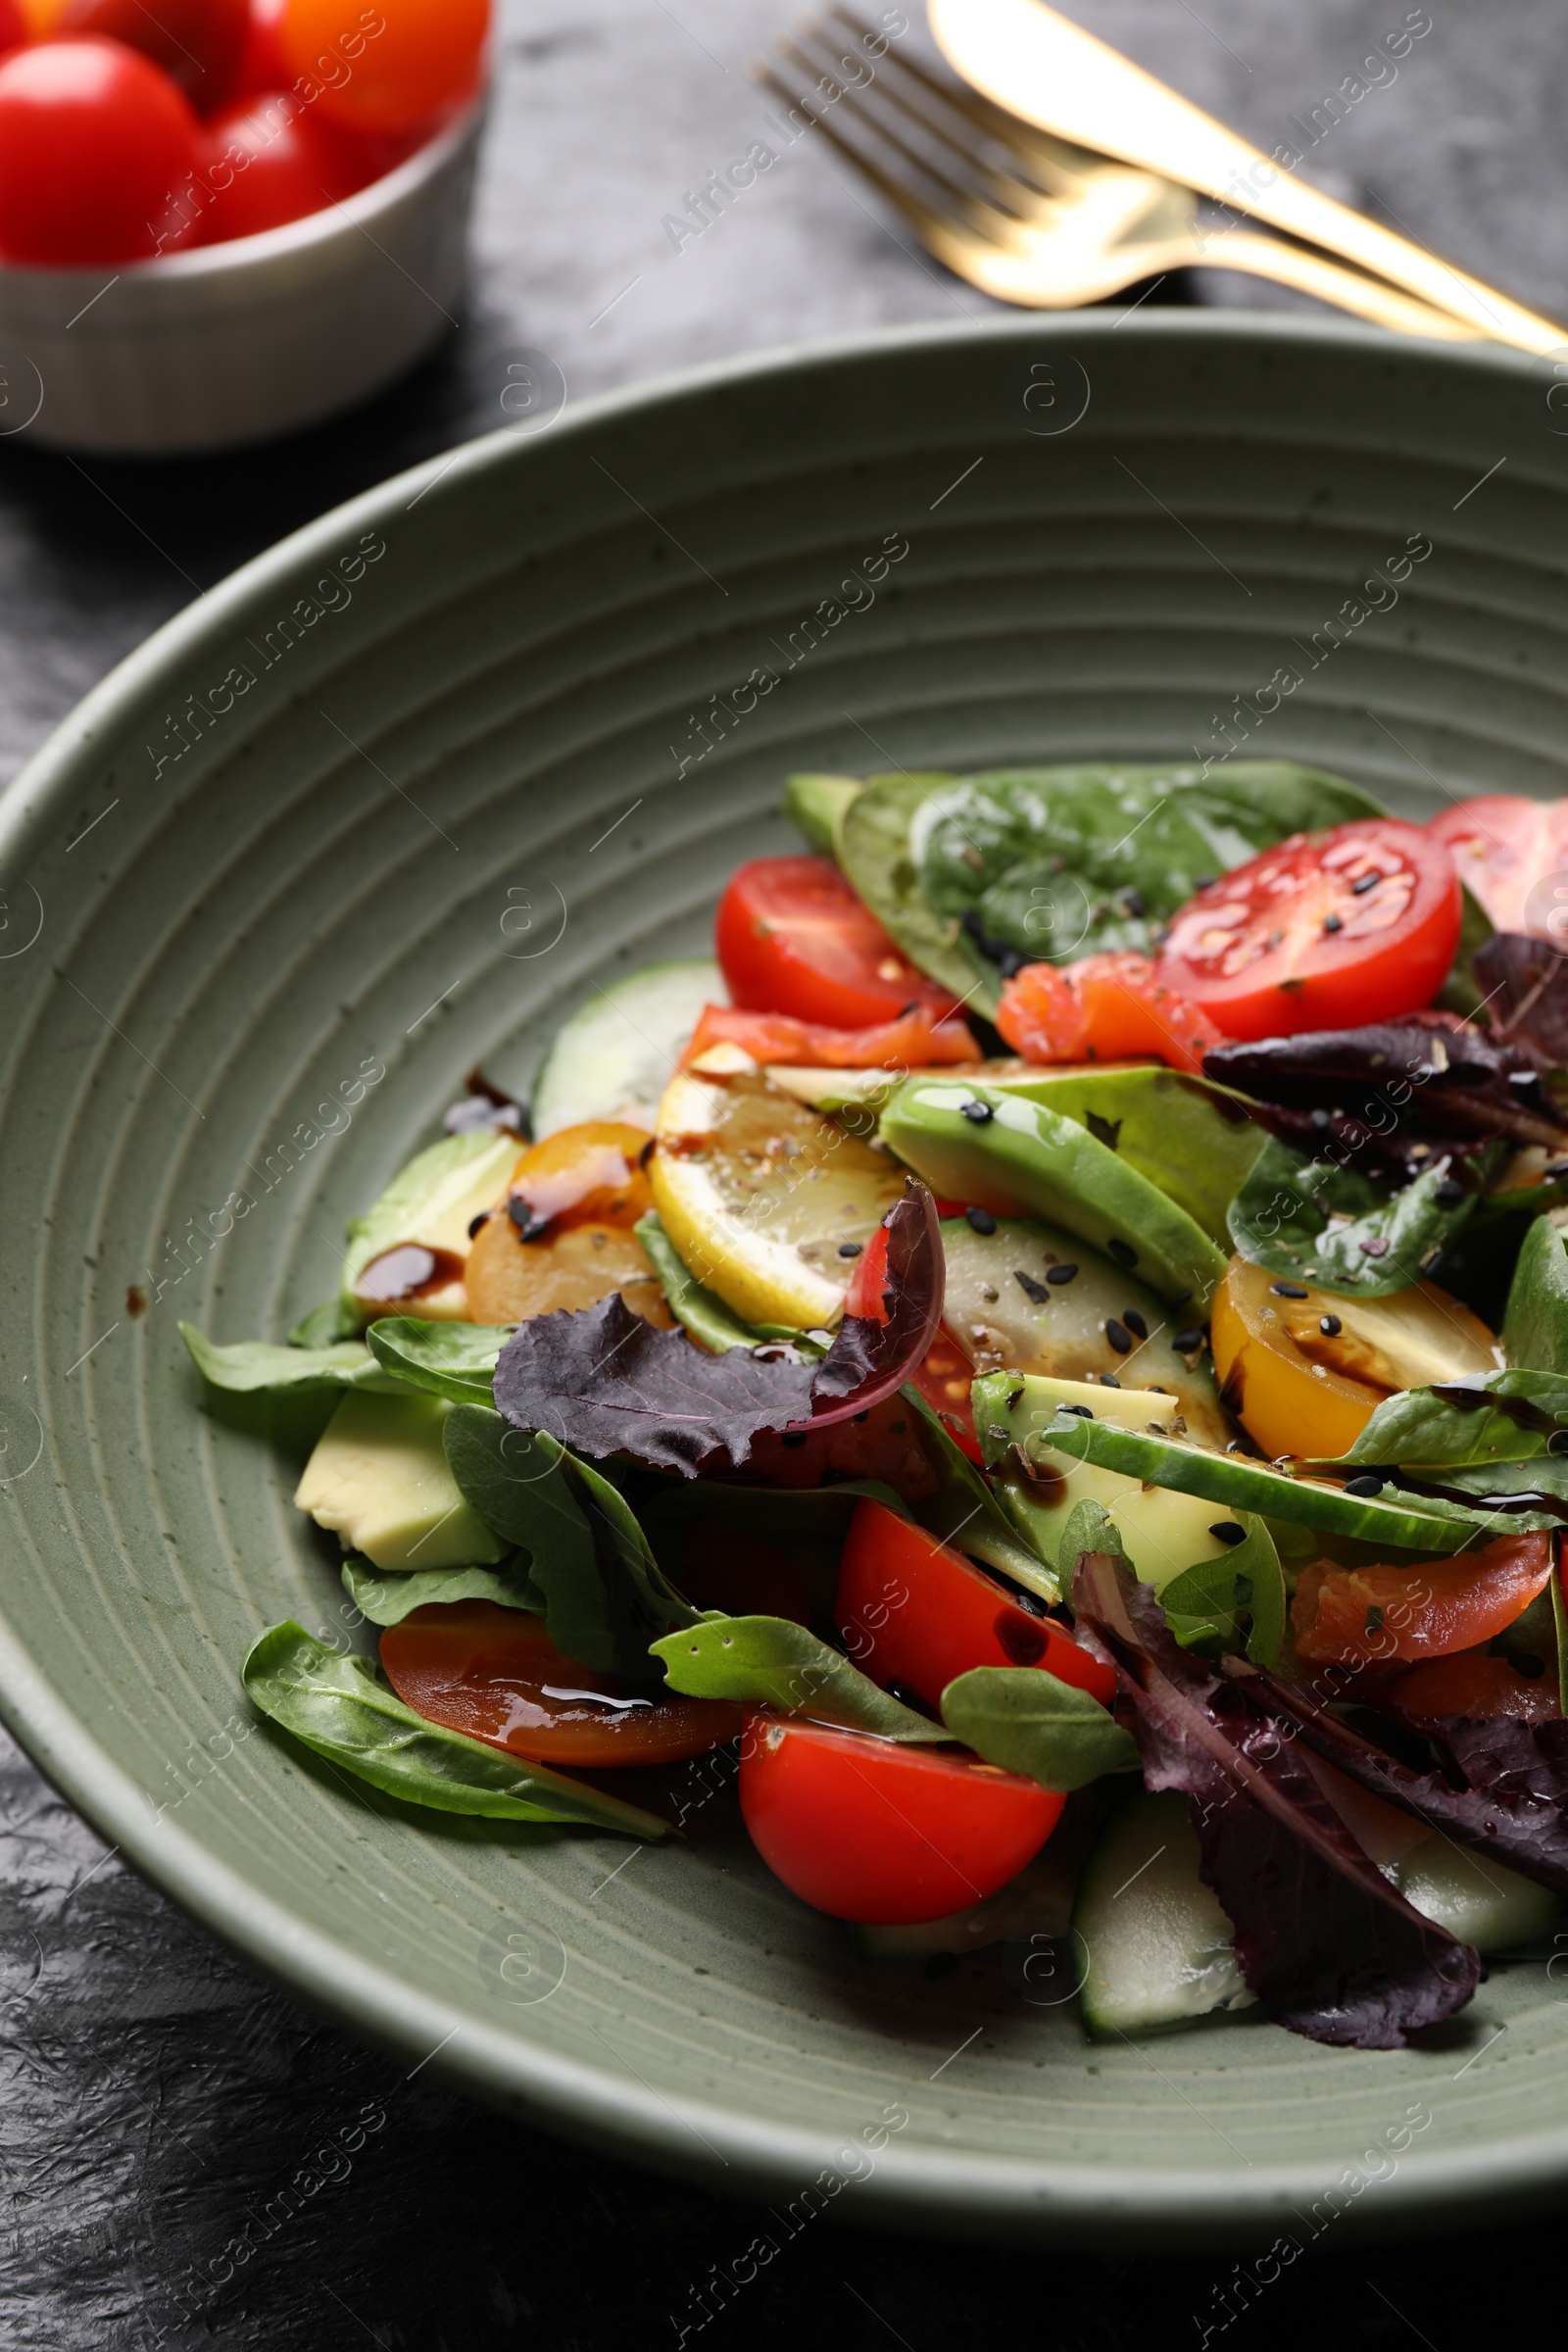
(883, 1079, 1227, 1308)
(341, 1128, 518, 1328)
(295, 1391, 510, 1572)
(981, 1067, 1265, 1250)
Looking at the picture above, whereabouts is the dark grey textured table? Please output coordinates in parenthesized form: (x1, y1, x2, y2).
(3, 1, 1564, 2342)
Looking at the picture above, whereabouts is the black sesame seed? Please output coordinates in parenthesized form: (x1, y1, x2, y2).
(467, 1211, 491, 1239)
(508, 1198, 550, 1241)
(1320, 1313, 1343, 1337)
(1006, 1385, 1025, 1410)
(1098, 1374, 1121, 1389)
(1046, 1262, 1079, 1285)
(1107, 1239, 1137, 1269)
(965, 1206, 998, 1235)
(1122, 1308, 1149, 1341)
(779, 1431, 808, 1448)
(960, 1099, 995, 1124)
(1105, 1318, 1133, 1354)
(1343, 1473, 1385, 1497)
(1271, 1281, 1309, 1298)
(1174, 1325, 1205, 1353)
(1322, 912, 1344, 934)
(1209, 1522, 1246, 1546)
(1193, 875, 1215, 892)
(1171, 1290, 1193, 1309)
(1351, 870, 1383, 895)
(1014, 1268, 1051, 1305)
(838, 1241, 864, 1258)
(1364, 1603, 1385, 1634)
(1059, 1402, 1095, 1418)
(1433, 1178, 1465, 1207)
(1120, 889, 1147, 918)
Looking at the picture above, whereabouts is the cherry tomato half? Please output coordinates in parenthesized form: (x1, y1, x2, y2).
(380, 1600, 745, 1766)
(197, 92, 372, 240)
(0, 38, 201, 264)
(57, 0, 247, 108)
(1426, 795, 1568, 939)
(836, 1498, 1114, 1713)
(715, 857, 956, 1029)
(1290, 1532, 1553, 1670)
(1155, 819, 1460, 1040)
(278, 0, 487, 134)
(738, 1713, 1062, 1923)
(1383, 1649, 1560, 1726)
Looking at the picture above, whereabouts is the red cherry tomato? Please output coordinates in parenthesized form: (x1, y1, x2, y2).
(230, 0, 290, 96)
(380, 1600, 745, 1767)
(715, 857, 957, 1028)
(1155, 818, 1460, 1041)
(1291, 1532, 1553, 1669)
(1426, 795, 1568, 939)
(739, 1714, 1061, 1923)
(0, 0, 24, 55)
(836, 1498, 1114, 1713)
(908, 1325, 984, 1463)
(56, 0, 247, 108)
(996, 951, 1224, 1074)
(1383, 1649, 1560, 1726)
(0, 38, 202, 264)
(196, 91, 371, 240)
(681, 1002, 978, 1071)
(278, 0, 487, 134)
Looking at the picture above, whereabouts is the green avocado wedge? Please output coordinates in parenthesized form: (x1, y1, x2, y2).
(982, 1067, 1265, 1250)
(1503, 1215, 1568, 1375)
(837, 769, 989, 1005)
(972, 1373, 1486, 1551)
(883, 1079, 1226, 1308)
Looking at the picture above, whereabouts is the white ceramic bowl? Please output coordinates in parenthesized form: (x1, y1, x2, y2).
(0, 94, 484, 457)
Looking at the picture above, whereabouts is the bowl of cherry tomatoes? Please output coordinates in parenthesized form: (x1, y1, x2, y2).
(0, 0, 488, 452)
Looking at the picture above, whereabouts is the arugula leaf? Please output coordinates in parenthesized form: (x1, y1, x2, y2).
(341, 1556, 543, 1628)
(1330, 1369, 1568, 1468)
(366, 1317, 511, 1405)
(650, 1616, 949, 1742)
(939, 1665, 1138, 1789)
(180, 1324, 400, 1395)
(1071, 1554, 1479, 2047)
(243, 1622, 670, 1837)
(902, 1385, 1059, 1604)
(1155, 1513, 1286, 1667)
(441, 1405, 697, 1681)
(289, 1298, 362, 1348)
(634, 1211, 759, 1355)
(1227, 1133, 1498, 1298)
(1504, 1216, 1568, 1375)
(1057, 1496, 1129, 1574)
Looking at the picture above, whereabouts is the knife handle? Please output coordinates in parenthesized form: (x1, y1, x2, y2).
(930, 0, 1563, 354)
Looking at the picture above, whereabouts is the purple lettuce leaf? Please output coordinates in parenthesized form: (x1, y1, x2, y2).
(492, 1185, 943, 1477)
(1072, 1551, 1479, 2048)
(1232, 1665, 1568, 1900)
(1473, 934, 1568, 1076)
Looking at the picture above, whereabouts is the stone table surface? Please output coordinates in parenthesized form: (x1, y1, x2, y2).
(2, 0, 1565, 2343)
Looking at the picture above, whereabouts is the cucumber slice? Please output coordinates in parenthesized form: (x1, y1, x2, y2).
(1073, 1788, 1253, 2036)
(530, 959, 723, 1138)
(1319, 1765, 1561, 1954)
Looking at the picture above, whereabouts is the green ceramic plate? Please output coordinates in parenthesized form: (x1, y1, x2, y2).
(5, 315, 1568, 2247)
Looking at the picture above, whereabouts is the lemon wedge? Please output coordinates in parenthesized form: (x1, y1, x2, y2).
(649, 1067, 904, 1329)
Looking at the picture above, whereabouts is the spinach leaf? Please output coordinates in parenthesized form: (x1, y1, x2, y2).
(1227, 1133, 1498, 1298)
(650, 1616, 949, 1742)
(1155, 1513, 1286, 1667)
(1332, 1369, 1568, 1468)
(180, 1323, 400, 1395)
(940, 1665, 1139, 1789)
(782, 770, 861, 858)
(903, 1385, 1060, 1604)
(366, 1317, 511, 1405)
(341, 1556, 543, 1628)
(1554, 1568, 1568, 1719)
(1504, 1215, 1568, 1375)
(634, 1212, 758, 1354)
(837, 769, 993, 1004)
(243, 1622, 670, 1837)
(442, 1404, 697, 1681)
(290, 1298, 361, 1348)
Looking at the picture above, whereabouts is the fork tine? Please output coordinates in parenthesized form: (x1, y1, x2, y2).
(820, 3, 1089, 186)
(777, 26, 1018, 220)
(749, 58, 964, 250)
(796, 9, 1046, 199)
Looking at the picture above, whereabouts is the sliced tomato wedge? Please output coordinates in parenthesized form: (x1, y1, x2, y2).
(1427, 795, 1568, 938)
(1290, 1532, 1553, 1669)
(380, 1600, 745, 1766)
(738, 1713, 1062, 1923)
(715, 856, 956, 1027)
(1382, 1649, 1561, 1726)
(1155, 818, 1460, 1040)
(835, 1498, 1114, 1710)
(681, 1002, 977, 1071)
(996, 952, 1223, 1074)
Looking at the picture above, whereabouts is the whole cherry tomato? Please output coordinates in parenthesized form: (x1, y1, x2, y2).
(197, 91, 372, 240)
(0, 38, 202, 264)
(55, 0, 247, 109)
(715, 856, 957, 1028)
(230, 0, 290, 96)
(0, 0, 24, 54)
(278, 0, 486, 134)
(738, 1714, 1062, 1924)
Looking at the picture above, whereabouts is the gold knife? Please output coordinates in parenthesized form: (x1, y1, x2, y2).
(929, 0, 1563, 354)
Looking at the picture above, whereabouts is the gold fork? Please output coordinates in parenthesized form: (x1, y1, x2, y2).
(750, 8, 1481, 341)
